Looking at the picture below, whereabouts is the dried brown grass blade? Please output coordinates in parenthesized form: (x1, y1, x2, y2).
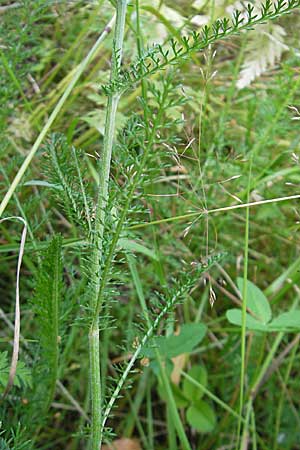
(0, 216, 27, 398)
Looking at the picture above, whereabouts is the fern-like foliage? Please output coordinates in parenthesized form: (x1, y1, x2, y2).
(90, 74, 187, 322)
(0, 422, 32, 450)
(32, 235, 63, 411)
(102, 0, 300, 95)
(0, 351, 32, 391)
(235, 1, 289, 89)
(111, 76, 185, 220)
(44, 134, 93, 234)
(100, 253, 224, 434)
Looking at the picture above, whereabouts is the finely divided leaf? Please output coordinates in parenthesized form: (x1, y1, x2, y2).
(237, 24, 288, 89)
(32, 235, 63, 410)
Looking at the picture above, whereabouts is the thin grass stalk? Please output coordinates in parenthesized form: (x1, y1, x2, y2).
(239, 398, 253, 450)
(273, 339, 299, 449)
(88, 2, 127, 449)
(128, 254, 191, 450)
(100, 284, 195, 438)
(240, 301, 300, 447)
(0, 14, 116, 218)
(180, 371, 250, 426)
(236, 156, 252, 448)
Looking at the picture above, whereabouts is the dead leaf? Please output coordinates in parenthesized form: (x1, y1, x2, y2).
(170, 325, 187, 385)
(171, 353, 187, 385)
(102, 438, 141, 450)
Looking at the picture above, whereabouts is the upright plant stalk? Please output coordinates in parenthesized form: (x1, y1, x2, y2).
(89, 2, 127, 449)
(236, 156, 252, 449)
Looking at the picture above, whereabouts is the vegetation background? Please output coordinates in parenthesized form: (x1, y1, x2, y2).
(0, 0, 300, 449)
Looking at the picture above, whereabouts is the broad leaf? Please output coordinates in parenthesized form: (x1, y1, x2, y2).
(149, 358, 173, 377)
(226, 309, 268, 331)
(186, 400, 216, 433)
(269, 310, 300, 331)
(237, 278, 272, 324)
(183, 365, 207, 401)
(158, 382, 189, 408)
(143, 323, 206, 359)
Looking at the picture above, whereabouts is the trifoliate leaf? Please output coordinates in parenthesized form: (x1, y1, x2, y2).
(143, 323, 206, 359)
(237, 278, 272, 324)
(183, 365, 207, 401)
(269, 311, 300, 331)
(186, 400, 216, 432)
(226, 309, 268, 331)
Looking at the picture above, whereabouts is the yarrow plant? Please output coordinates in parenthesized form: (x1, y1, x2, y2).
(0, 1, 300, 449)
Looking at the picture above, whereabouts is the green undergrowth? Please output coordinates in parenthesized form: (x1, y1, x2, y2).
(0, 1, 300, 449)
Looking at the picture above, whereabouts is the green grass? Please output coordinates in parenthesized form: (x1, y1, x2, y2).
(1, 1, 300, 449)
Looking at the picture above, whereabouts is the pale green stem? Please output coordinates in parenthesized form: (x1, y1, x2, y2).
(128, 194, 300, 229)
(240, 398, 253, 450)
(89, 327, 101, 449)
(237, 156, 252, 448)
(89, 2, 127, 449)
(91, 83, 168, 329)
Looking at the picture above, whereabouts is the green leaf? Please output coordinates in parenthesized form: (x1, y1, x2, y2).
(172, 383, 190, 408)
(269, 310, 300, 331)
(149, 358, 174, 377)
(23, 180, 63, 190)
(81, 109, 126, 135)
(237, 278, 272, 324)
(12, 361, 32, 389)
(183, 365, 207, 401)
(186, 400, 216, 433)
(0, 351, 9, 387)
(118, 238, 158, 261)
(158, 382, 189, 408)
(0, 437, 10, 450)
(164, 323, 207, 357)
(32, 235, 63, 410)
(143, 323, 207, 359)
(226, 309, 268, 331)
(0, 352, 32, 390)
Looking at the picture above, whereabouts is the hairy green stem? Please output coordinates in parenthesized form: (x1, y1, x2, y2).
(89, 328, 101, 449)
(88, 2, 127, 449)
(91, 80, 169, 329)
